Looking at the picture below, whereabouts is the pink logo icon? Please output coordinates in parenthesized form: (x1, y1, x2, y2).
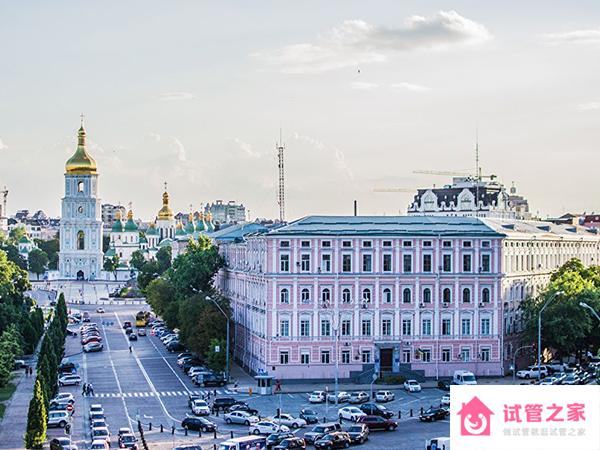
(457, 396, 494, 436)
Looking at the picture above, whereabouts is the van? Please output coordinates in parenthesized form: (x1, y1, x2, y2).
(48, 411, 69, 428)
(426, 437, 450, 450)
(453, 370, 477, 385)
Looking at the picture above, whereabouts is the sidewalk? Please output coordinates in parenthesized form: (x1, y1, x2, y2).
(0, 370, 35, 450)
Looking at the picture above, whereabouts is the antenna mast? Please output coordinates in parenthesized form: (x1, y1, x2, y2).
(475, 128, 480, 214)
(277, 129, 285, 222)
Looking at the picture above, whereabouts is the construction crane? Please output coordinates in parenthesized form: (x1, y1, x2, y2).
(413, 169, 497, 181)
(372, 188, 415, 193)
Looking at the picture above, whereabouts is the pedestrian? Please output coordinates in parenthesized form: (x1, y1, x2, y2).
(29, 366, 33, 377)
(82, 383, 87, 396)
(129, 345, 132, 353)
(213, 389, 216, 397)
(89, 383, 94, 396)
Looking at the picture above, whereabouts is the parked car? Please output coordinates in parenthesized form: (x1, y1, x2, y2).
(50, 437, 78, 450)
(441, 394, 450, 406)
(404, 380, 422, 392)
(213, 397, 237, 412)
(250, 421, 290, 435)
(58, 374, 82, 386)
(303, 423, 343, 444)
(224, 410, 260, 425)
(273, 437, 306, 450)
(338, 406, 367, 422)
(517, 365, 549, 379)
(271, 413, 307, 428)
(47, 411, 70, 428)
(137, 328, 147, 337)
(96, 307, 105, 313)
(357, 415, 398, 431)
(348, 392, 369, 404)
(58, 362, 77, 374)
(194, 373, 226, 387)
(374, 391, 395, 402)
(314, 432, 351, 449)
(563, 373, 581, 385)
(299, 408, 319, 424)
(52, 393, 75, 404)
(538, 377, 559, 385)
(229, 403, 259, 416)
(182, 416, 216, 432)
(308, 391, 326, 403)
(167, 340, 184, 352)
(84, 342, 103, 352)
(359, 403, 394, 419)
(346, 424, 369, 444)
(437, 380, 451, 391)
(266, 431, 295, 449)
(48, 403, 72, 414)
(327, 391, 350, 404)
(419, 407, 449, 422)
(191, 399, 210, 416)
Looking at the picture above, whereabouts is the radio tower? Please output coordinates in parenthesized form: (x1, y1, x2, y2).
(277, 129, 285, 222)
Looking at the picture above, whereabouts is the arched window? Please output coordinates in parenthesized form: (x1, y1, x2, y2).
(482, 288, 490, 303)
(383, 288, 392, 303)
(280, 288, 289, 304)
(77, 181, 84, 192)
(342, 288, 351, 303)
(462, 287, 471, 303)
(362, 288, 371, 303)
(423, 288, 432, 303)
(301, 288, 310, 303)
(322, 288, 331, 303)
(77, 230, 85, 250)
(403, 288, 411, 303)
(443, 288, 452, 303)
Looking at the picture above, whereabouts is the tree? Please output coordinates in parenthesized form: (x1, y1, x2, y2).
(25, 378, 47, 449)
(206, 338, 227, 373)
(35, 235, 59, 270)
(156, 246, 172, 273)
(103, 255, 120, 281)
(28, 249, 49, 280)
(9, 225, 26, 243)
(130, 250, 146, 271)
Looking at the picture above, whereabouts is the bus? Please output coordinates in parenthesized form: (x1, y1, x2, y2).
(135, 311, 151, 327)
(218, 436, 266, 450)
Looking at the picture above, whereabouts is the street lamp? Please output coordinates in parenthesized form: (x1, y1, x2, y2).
(538, 291, 564, 379)
(579, 302, 600, 322)
(512, 345, 534, 382)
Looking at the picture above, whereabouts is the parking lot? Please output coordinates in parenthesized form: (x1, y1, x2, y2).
(50, 303, 449, 449)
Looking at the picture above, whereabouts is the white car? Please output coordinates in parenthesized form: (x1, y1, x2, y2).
(90, 404, 104, 414)
(375, 391, 395, 402)
(271, 413, 307, 428)
(51, 437, 78, 450)
(338, 406, 367, 422)
(191, 399, 210, 416)
(441, 394, 450, 406)
(308, 391, 326, 403)
(250, 421, 290, 435)
(326, 391, 350, 404)
(404, 380, 422, 392)
(91, 426, 110, 443)
(96, 307, 105, 313)
(517, 365, 549, 379)
(224, 410, 260, 425)
(89, 439, 109, 450)
(47, 411, 70, 428)
(52, 393, 75, 404)
(348, 391, 369, 404)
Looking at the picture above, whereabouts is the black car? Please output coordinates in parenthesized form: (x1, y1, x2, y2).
(419, 407, 449, 422)
(273, 437, 306, 450)
(359, 403, 394, 419)
(58, 362, 76, 375)
(229, 403, 259, 416)
(346, 424, 369, 444)
(183, 360, 203, 373)
(314, 432, 351, 449)
(173, 446, 202, 450)
(182, 416, 216, 432)
(167, 341, 184, 352)
(125, 327, 133, 335)
(437, 380, 451, 391)
(266, 432, 295, 449)
(198, 373, 226, 387)
(212, 397, 237, 412)
(299, 408, 319, 424)
(129, 333, 138, 341)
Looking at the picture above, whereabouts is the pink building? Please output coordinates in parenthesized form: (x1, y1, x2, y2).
(216, 216, 600, 381)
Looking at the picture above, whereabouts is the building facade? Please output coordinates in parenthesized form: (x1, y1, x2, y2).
(101, 203, 126, 231)
(206, 200, 246, 223)
(217, 216, 600, 381)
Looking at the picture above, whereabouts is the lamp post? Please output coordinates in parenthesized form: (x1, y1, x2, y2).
(512, 345, 534, 382)
(538, 291, 564, 379)
(579, 302, 600, 323)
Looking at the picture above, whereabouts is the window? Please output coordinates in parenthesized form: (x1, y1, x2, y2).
(301, 353, 310, 364)
(342, 350, 350, 364)
(422, 318, 432, 336)
(361, 350, 371, 363)
(280, 254, 290, 272)
(361, 319, 371, 336)
(461, 318, 471, 336)
(341, 319, 351, 336)
(383, 254, 392, 272)
(321, 288, 331, 303)
(402, 319, 412, 336)
(342, 240, 352, 248)
(383, 288, 392, 303)
(362, 254, 372, 272)
(382, 318, 392, 336)
(301, 240, 311, 248)
(462, 288, 471, 303)
(403, 240, 412, 247)
(383, 240, 392, 247)
(463, 240, 472, 248)
(301, 288, 310, 304)
(280, 240, 290, 248)
(342, 288, 351, 303)
(301, 254, 311, 272)
(321, 254, 331, 272)
(280, 351, 289, 364)
(423, 240, 432, 247)
(300, 319, 311, 337)
(481, 288, 490, 303)
(362, 288, 371, 303)
(77, 181, 84, 192)
(442, 288, 452, 303)
(442, 348, 451, 362)
(463, 254, 472, 272)
(422, 254, 432, 272)
(402, 350, 411, 363)
(443, 254, 452, 272)
(481, 254, 491, 272)
(362, 240, 372, 248)
(77, 230, 85, 250)
(422, 288, 432, 303)
(342, 254, 352, 272)
(441, 318, 451, 335)
(322, 240, 331, 247)
(403, 254, 412, 272)
(402, 288, 411, 304)
(460, 347, 471, 362)
(280, 320, 289, 337)
(481, 318, 491, 336)
(443, 240, 452, 248)
(421, 349, 431, 362)
(481, 241, 491, 248)
(480, 347, 491, 362)
(321, 350, 330, 364)
(280, 288, 289, 304)
(321, 319, 331, 336)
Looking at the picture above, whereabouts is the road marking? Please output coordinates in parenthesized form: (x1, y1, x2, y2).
(145, 329, 194, 395)
(133, 393, 139, 397)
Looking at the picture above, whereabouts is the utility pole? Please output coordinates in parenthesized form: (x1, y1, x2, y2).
(277, 130, 285, 222)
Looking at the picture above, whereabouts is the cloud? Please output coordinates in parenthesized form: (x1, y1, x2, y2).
(544, 28, 600, 45)
(170, 137, 187, 162)
(149, 132, 161, 142)
(350, 82, 379, 91)
(292, 132, 355, 181)
(254, 11, 491, 73)
(0, 138, 7, 150)
(391, 82, 431, 92)
(159, 92, 196, 101)
(578, 101, 600, 111)
(227, 138, 262, 158)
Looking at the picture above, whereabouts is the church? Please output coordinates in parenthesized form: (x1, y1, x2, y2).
(58, 121, 215, 280)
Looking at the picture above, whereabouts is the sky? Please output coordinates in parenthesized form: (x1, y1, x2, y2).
(1, 1, 599, 221)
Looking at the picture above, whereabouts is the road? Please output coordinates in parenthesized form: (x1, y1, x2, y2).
(47, 304, 449, 450)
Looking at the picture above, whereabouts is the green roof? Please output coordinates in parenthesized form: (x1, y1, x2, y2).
(146, 225, 158, 235)
(105, 247, 116, 257)
(112, 220, 124, 232)
(206, 221, 215, 232)
(159, 238, 173, 247)
(185, 221, 196, 234)
(139, 236, 147, 243)
(124, 218, 138, 232)
(19, 235, 31, 244)
(196, 219, 206, 232)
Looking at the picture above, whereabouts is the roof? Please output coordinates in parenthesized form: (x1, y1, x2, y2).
(211, 222, 270, 242)
(481, 218, 599, 239)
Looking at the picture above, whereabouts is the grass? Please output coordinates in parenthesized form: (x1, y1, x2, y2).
(0, 380, 18, 420)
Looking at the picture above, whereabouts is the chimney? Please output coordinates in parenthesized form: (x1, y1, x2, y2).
(353, 200, 357, 216)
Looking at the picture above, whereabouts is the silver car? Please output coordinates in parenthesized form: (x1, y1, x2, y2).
(224, 410, 260, 425)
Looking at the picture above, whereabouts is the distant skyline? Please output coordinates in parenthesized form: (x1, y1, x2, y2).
(1, 2, 599, 221)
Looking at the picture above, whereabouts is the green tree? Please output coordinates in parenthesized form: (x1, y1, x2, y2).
(206, 338, 227, 373)
(35, 235, 59, 270)
(25, 378, 47, 449)
(9, 225, 26, 243)
(28, 249, 49, 280)
(156, 246, 172, 273)
(130, 250, 146, 271)
(103, 255, 120, 281)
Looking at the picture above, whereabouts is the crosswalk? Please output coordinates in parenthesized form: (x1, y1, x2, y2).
(93, 389, 237, 398)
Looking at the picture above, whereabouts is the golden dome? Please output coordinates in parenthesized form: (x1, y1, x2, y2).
(157, 190, 174, 220)
(65, 126, 97, 174)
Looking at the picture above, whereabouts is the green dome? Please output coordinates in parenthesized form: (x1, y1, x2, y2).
(206, 220, 215, 232)
(19, 235, 31, 244)
(159, 238, 173, 247)
(139, 236, 147, 244)
(105, 247, 116, 257)
(146, 224, 159, 235)
(112, 220, 124, 232)
(124, 219, 138, 232)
